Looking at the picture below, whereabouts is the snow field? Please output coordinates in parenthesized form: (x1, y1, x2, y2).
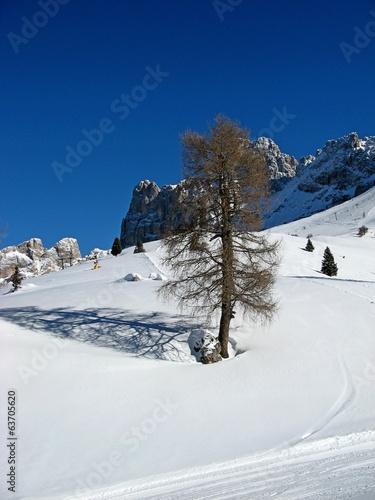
(1, 193, 375, 499)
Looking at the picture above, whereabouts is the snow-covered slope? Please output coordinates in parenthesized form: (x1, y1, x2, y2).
(1, 195, 375, 499)
(270, 183, 375, 238)
(266, 133, 375, 228)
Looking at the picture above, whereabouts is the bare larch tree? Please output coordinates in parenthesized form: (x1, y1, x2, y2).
(159, 115, 280, 358)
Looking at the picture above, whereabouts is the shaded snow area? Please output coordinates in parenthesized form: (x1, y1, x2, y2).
(1, 194, 375, 499)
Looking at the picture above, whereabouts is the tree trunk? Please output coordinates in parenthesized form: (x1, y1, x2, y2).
(218, 173, 234, 359)
(218, 303, 231, 358)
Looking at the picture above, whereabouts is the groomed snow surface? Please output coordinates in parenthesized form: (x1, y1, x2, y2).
(1, 190, 375, 499)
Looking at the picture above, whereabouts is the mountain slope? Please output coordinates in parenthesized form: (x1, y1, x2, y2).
(266, 132, 375, 227)
(120, 132, 375, 247)
(269, 183, 375, 238)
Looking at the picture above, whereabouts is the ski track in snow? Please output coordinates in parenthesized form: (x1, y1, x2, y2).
(136, 250, 165, 278)
(284, 356, 354, 445)
(74, 431, 375, 500)
(74, 358, 363, 500)
(285, 275, 375, 304)
(309, 279, 375, 304)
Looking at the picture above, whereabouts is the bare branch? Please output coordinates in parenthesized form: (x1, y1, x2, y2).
(159, 115, 280, 358)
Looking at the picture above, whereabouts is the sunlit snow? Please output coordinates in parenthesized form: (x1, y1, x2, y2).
(1, 188, 375, 499)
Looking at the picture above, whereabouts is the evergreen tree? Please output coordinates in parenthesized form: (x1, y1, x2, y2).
(305, 237, 314, 252)
(111, 237, 122, 257)
(321, 247, 338, 276)
(10, 266, 22, 292)
(134, 239, 146, 254)
(357, 225, 368, 237)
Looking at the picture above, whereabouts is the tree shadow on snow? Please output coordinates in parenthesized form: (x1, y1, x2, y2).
(0, 306, 199, 362)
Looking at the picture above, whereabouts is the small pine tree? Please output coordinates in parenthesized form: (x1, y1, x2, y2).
(357, 225, 368, 237)
(111, 237, 122, 257)
(321, 247, 338, 277)
(134, 239, 146, 254)
(305, 237, 315, 252)
(10, 266, 22, 292)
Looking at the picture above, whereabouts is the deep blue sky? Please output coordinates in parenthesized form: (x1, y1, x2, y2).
(1, 0, 375, 255)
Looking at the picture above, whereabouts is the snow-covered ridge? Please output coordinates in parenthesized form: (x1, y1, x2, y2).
(266, 132, 375, 227)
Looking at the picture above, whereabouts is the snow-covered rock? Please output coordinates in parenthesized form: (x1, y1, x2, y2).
(0, 237, 81, 279)
(120, 139, 298, 247)
(188, 329, 222, 364)
(123, 272, 143, 281)
(149, 272, 167, 281)
(86, 248, 109, 260)
(253, 136, 298, 179)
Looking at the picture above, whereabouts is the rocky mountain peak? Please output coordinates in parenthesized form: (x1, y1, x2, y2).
(129, 180, 161, 215)
(323, 131, 361, 152)
(0, 237, 81, 281)
(253, 136, 298, 179)
(120, 181, 185, 248)
(15, 238, 45, 260)
(266, 133, 375, 227)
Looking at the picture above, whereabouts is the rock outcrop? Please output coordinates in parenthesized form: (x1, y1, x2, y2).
(120, 180, 187, 247)
(253, 137, 298, 179)
(0, 237, 81, 280)
(120, 138, 298, 247)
